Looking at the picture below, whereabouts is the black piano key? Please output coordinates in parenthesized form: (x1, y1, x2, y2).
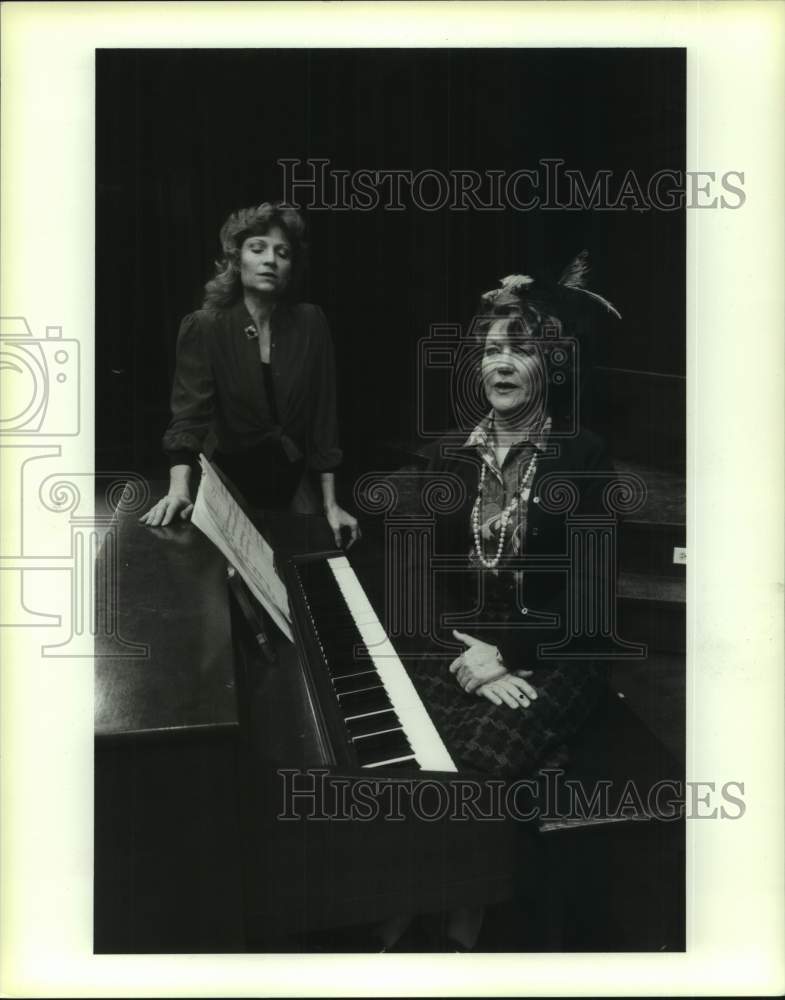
(331, 670, 382, 696)
(325, 648, 371, 669)
(310, 565, 347, 602)
(345, 709, 400, 739)
(353, 728, 413, 766)
(294, 557, 440, 773)
(298, 565, 346, 616)
(326, 655, 375, 680)
(337, 685, 392, 719)
(317, 622, 360, 650)
(311, 588, 351, 612)
(378, 758, 422, 772)
(317, 601, 354, 625)
(299, 558, 334, 584)
(320, 630, 368, 656)
(312, 607, 356, 631)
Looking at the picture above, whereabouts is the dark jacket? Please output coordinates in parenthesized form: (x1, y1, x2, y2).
(162, 299, 342, 473)
(425, 426, 616, 664)
(417, 427, 616, 773)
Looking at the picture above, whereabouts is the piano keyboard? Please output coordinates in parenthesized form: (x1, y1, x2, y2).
(294, 555, 457, 772)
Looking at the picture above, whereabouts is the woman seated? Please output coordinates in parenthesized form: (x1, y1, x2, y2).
(141, 201, 359, 548)
(411, 254, 621, 781)
(375, 258, 621, 951)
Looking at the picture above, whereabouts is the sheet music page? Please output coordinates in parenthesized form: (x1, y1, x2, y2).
(191, 453, 293, 642)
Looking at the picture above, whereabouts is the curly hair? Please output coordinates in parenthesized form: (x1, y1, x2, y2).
(470, 294, 562, 342)
(202, 202, 308, 311)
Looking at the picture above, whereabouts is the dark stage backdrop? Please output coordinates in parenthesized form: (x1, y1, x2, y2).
(96, 48, 685, 482)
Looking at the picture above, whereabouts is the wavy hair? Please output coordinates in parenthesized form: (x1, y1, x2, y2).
(202, 202, 308, 311)
(470, 295, 562, 344)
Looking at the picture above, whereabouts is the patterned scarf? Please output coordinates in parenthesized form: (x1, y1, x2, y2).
(465, 412, 552, 572)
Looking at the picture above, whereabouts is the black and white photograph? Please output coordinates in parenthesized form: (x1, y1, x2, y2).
(94, 45, 689, 954)
(1, 2, 783, 996)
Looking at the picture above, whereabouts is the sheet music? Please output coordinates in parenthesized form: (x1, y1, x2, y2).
(191, 454, 293, 642)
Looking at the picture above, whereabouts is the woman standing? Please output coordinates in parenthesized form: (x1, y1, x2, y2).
(141, 201, 359, 548)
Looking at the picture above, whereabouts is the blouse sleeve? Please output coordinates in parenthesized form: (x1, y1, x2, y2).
(306, 306, 343, 472)
(162, 312, 215, 467)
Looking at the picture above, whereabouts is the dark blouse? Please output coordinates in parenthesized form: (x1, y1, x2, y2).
(162, 299, 343, 473)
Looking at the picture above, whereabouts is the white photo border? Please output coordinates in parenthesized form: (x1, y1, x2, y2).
(1, 1, 783, 996)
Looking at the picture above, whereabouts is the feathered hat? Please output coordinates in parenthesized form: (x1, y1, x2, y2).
(476, 251, 620, 412)
(480, 249, 621, 322)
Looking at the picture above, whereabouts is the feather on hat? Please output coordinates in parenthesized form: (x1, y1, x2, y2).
(480, 250, 621, 320)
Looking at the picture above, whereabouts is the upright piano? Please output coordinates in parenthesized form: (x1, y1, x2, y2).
(94, 482, 684, 952)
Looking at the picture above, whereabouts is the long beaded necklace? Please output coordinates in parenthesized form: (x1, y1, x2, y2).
(471, 453, 538, 569)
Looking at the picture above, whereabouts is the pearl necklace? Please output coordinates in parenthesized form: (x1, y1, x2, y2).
(471, 454, 538, 569)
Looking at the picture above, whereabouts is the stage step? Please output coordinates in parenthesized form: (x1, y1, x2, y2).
(618, 576, 685, 654)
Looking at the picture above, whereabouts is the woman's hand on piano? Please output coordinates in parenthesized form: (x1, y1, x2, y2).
(449, 630, 507, 693)
(139, 492, 194, 527)
(477, 671, 538, 709)
(324, 502, 361, 549)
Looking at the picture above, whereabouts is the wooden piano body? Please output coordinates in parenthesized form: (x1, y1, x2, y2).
(94, 485, 684, 952)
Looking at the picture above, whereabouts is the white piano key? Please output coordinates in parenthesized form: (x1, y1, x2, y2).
(345, 607, 379, 627)
(355, 620, 390, 651)
(327, 558, 457, 773)
(351, 725, 406, 742)
(342, 707, 393, 723)
(363, 755, 418, 769)
(328, 558, 377, 616)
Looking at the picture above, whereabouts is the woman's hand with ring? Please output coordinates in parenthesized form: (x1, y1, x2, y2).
(449, 630, 507, 692)
(477, 672, 538, 709)
(139, 493, 194, 527)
